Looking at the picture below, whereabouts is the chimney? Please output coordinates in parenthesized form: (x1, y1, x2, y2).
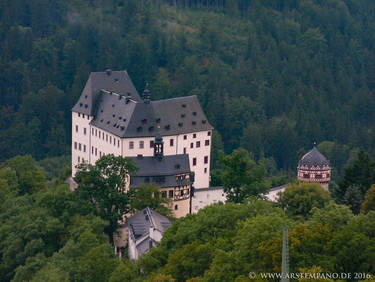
(105, 69, 112, 76)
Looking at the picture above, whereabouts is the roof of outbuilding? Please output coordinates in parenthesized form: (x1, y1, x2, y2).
(127, 207, 172, 241)
(72, 70, 141, 116)
(129, 154, 191, 188)
(298, 146, 330, 169)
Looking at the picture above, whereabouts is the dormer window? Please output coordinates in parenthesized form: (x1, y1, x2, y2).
(149, 126, 154, 132)
(182, 104, 186, 108)
(142, 119, 147, 124)
(178, 122, 183, 127)
(192, 121, 196, 125)
(137, 126, 143, 132)
(165, 125, 170, 130)
(156, 118, 161, 123)
(192, 111, 197, 116)
(181, 114, 185, 118)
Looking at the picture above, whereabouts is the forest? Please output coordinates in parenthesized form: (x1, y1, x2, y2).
(1, 1, 375, 279)
(1, 0, 375, 177)
(0, 154, 374, 281)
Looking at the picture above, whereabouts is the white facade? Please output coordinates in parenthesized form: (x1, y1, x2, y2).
(191, 187, 227, 213)
(72, 112, 212, 189)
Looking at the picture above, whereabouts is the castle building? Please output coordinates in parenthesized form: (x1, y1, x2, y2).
(297, 146, 331, 190)
(71, 70, 213, 216)
(129, 134, 194, 218)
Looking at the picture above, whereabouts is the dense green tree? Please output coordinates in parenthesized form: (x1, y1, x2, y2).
(218, 148, 267, 203)
(2, 155, 46, 195)
(130, 184, 173, 218)
(361, 184, 375, 214)
(279, 182, 331, 219)
(74, 154, 137, 243)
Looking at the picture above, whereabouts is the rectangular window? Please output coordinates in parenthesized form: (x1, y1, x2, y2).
(102, 133, 104, 140)
(161, 191, 167, 198)
(106, 134, 108, 142)
(95, 129, 97, 136)
(169, 190, 174, 198)
(183, 148, 186, 154)
(99, 131, 101, 138)
(150, 140, 154, 148)
(196, 141, 200, 148)
(193, 158, 197, 166)
(118, 140, 120, 148)
(78, 156, 80, 163)
(92, 146, 94, 154)
(110, 136, 112, 144)
(83, 114, 85, 118)
(78, 113, 80, 117)
(208, 131, 211, 136)
(95, 148, 97, 156)
(204, 156, 208, 164)
(180, 190, 184, 196)
(84, 145, 86, 152)
(79, 143, 81, 151)
(193, 133, 196, 138)
(139, 141, 144, 149)
(205, 140, 210, 146)
(129, 141, 134, 149)
(74, 142, 77, 149)
(84, 128, 86, 135)
(100, 152, 102, 157)
(184, 135, 187, 140)
(92, 128, 94, 135)
(170, 139, 174, 146)
(75, 125, 78, 132)
(204, 168, 207, 173)
(87, 115, 89, 120)
(190, 143, 193, 149)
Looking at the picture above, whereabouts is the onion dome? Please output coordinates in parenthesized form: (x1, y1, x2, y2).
(298, 146, 329, 169)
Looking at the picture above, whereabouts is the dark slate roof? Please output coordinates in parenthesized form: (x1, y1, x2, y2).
(92, 94, 213, 138)
(72, 70, 141, 116)
(127, 207, 171, 241)
(298, 147, 330, 169)
(130, 154, 191, 188)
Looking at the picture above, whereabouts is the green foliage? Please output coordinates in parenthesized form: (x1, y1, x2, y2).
(279, 182, 331, 218)
(74, 154, 137, 243)
(334, 150, 375, 213)
(361, 184, 375, 214)
(219, 148, 267, 203)
(2, 155, 46, 195)
(130, 184, 173, 218)
(38, 155, 71, 180)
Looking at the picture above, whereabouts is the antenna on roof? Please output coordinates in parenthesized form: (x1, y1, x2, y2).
(142, 82, 151, 104)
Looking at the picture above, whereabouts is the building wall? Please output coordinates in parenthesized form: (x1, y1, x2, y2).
(72, 112, 92, 176)
(122, 137, 155, 157)
(90, 125, 122, 164)
(176, 130, 212, 189)
(191, 187, 227, 214)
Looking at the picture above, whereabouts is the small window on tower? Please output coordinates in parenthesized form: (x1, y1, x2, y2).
(84, 128, 86, 135)
(204, 156, 208, 164)
(193, 134, 196, 138)
(75, 125, 78, 132)
(193, 158, 197, 166)
(84, 145, 86, 152)
(205, 140, 210, 146)
(190, 143, 193, 149)
(74, 142, 77, 150)
(208, 131, 211, 136)
(183, 148, 186, 154)
(184, 135, 187, 140)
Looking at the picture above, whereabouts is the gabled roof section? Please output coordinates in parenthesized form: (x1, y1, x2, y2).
(127, 207, 171, 241)
(152, 95, 214, 136)
(72, 70, 141, 115)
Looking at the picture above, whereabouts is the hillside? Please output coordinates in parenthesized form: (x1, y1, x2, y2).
(1, 0, 375, 175)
